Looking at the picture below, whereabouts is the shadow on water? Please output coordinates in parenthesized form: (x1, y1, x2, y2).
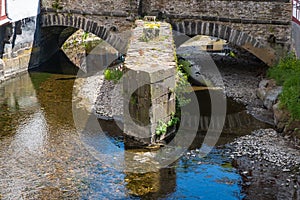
(29, 50, 80, 75)
(187, 89, 273, 149)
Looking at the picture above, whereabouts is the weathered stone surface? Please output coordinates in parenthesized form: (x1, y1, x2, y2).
(256, 87, 267, 101)
(264, 86, 282, 110)
(0, 59, 4, 70)
(292, 22, 300, 59)
(257, 79, 281, 110)
(123, 20, 176, 146)
(273, 102, 290, 131)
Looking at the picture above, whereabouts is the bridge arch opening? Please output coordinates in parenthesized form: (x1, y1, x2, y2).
(35, 13, 131, 69)
(171, 21, 277, 66)
(61, 29, 124, 72)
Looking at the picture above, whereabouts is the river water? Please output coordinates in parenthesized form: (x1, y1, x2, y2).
(0, 53, 272, 199)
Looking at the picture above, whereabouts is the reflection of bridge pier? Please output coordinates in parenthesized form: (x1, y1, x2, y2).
(75, 112, 178, 198)
(124, 151, 177, 198)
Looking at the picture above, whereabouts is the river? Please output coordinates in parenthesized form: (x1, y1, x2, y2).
(0, 52, 272, 199)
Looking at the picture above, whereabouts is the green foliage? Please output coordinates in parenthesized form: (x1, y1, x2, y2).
(104, 68, 123, 83)
(155, 120, 167, 135)
(52, 0, 63, 10)
(267, 53, 300, 85)
(155, 114, 180, 136)
(82, 32, 89, 41)
(139, 34, 150, 42)
(175, 58, 192, 107)
(229, 51, 236, 58)
(175, 70, 191, 107)
(178, 59, 192, 75)
(267, 53, 300, 119)
(280, 74, 300, 119)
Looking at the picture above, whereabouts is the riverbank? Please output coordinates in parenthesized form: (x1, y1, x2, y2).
(190, 53, 300, 199)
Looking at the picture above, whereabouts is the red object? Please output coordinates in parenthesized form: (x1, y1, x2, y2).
(0, 0, 9, 26)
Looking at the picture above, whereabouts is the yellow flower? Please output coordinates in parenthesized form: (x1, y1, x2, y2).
(144, 23, 160, 29)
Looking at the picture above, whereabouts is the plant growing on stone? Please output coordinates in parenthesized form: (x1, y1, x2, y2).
(228, 51, 236, 58)
(139, 34, 150, 42)
(155, 114, 180, 136)
(104, 68, 123, 83)
(174, 58, 192, 107)
(155, 120, 168, 135)
(143, 22, 161, 29)
(82, 32, 89, 41)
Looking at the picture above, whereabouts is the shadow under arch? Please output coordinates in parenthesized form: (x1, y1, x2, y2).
(171, 20, 277, 66)
(28, 12, 130, 69)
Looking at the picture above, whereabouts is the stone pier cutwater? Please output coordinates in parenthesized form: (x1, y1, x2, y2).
(123, 20, 177, 147)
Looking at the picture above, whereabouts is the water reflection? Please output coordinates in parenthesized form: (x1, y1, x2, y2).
(13, 111, 48, 154)
(0, 73, 49, 199)
(125, 168, 176, 198)
(0, 51, 247, 199)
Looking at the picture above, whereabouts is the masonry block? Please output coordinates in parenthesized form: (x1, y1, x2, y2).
(123, 20, 176, 147)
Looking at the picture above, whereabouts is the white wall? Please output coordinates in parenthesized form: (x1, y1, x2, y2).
(6, 0, 40, 22)
(292, 22, 300, 58)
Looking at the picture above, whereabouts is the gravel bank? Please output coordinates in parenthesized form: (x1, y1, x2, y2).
(226, 129, 300, 199)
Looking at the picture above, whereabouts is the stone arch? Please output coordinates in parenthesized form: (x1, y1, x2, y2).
(171, 20, 277, 66)
(40, 12, 128, 54)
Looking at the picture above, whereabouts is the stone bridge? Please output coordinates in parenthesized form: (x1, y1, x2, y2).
(35, 0, 292, 67)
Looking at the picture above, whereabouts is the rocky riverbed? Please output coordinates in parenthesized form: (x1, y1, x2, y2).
(226, 129, 300, 199)
(188, 52, 300, 199)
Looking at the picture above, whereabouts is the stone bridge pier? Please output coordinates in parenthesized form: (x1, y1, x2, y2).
(123, 20, 176, 146)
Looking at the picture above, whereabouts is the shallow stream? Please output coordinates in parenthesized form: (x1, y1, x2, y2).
(0, 52, 272, 199)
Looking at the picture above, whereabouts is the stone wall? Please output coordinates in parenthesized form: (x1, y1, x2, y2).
(41, 0, 292, 45)
(0, 0, 291, 76)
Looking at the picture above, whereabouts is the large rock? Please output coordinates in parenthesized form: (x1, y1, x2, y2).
(257, 79, 276, 100)
(256, 79, 282, 110)
(264, 86, 282, 110)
